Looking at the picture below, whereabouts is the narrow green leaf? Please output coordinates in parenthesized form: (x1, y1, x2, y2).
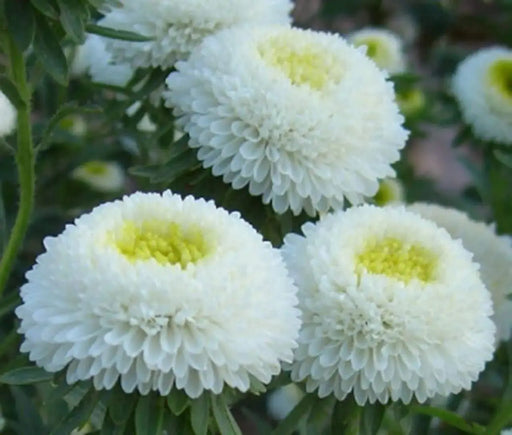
(190, 394, 210, 435)
(109, 388, 137, 425)
(167, 388, 190, 416)
(5, 0, 35, 51)
(360, 402, 385, 435)
(0, 183, 6, 256)
(330, 397, 360, 435)
(33, 12, 68, 85)
(272, 393, 316, 435)
(0, 75, 27, 109)
(57, 0, 89, 44)
(50, 389, 98, 435)
(10, 386, 47, 434)
(210, 394, 242, 435)
(494, 149, 512, 169)
(410, 405, 486, 434)
(30, 0, 59, 18)
(86, 23, 153, 42)
(0, 366, 54, 385)
(135, 395, 165, 435)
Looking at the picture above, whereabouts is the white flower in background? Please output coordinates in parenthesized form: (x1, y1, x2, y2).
(282, 205, 495, 405)
(373, 178, 405, 206)
(16, 192, 300, 398)
(0, 91, 17, 137)
(348, 28, 406, 74)
(72, 161, 125, 193)
(166, 26, 408, 216)
(408, 203, 512, 342)
(267, 384, 304, 420)
(452, 47, 512, 145)
(71, 34, 134, 87)
(396, 87, 426, 118)
(99, 0, 293, 69)
(501, 429, 512, 435)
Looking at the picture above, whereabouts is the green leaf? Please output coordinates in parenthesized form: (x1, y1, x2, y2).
(494, 149, 512, 169)
(487, 152, 512, 234)
(50, 389, 98, 435)
(0, 366, 54, 385)
(135, 395, 165, 435)
(410, 405, 486, 434)
(0, 183, 6, 256)
(10, 386, 47, 434)
(30, 0, 58, 19)
(272, 393, 316, 435)
(330, 397, 360, 435)
(210, 394, 242, 435)
(109, 387, 137, 425)
(5, 0, 35, 51)
(167, 388, 190, 416)
(57, 0, 89, 44)
(190, 394, 210, 435)
(0, 75, 27, 109)
(360, 402, 385, 435)
(33, 12, 68, 85)
(86, 23, 153, 42)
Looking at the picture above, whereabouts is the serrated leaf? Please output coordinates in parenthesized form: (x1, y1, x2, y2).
(57, 0, 89, 44)
(135, 395, 165, 435)
(109, 388, 137, 425)
(410, 405, 486, 434)
(5, 0, 35, 51)
(167, 388, 190, 416)
(0, 366, 54, 385)
(10, 386, 47, 434)
(190, 394, 210, 435)
(0, 75, 27, 109)
(30, 0, 58, 18)
(50, 389, 98, 435)
(33, 12, 68, 85)
(272, 394, 316, 435)
(210, 395, 242, 435)
(86, 23, 153, 42)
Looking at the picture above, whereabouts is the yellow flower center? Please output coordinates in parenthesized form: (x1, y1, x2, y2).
(82, 161, 109, 176)
(488, 58, 512, 101)
(258, 34, 343, 90)
(114, 220, 208, 267)
(356, 237, 436, 283)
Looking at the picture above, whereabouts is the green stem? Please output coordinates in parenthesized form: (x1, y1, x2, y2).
(0, 37, 35, 295)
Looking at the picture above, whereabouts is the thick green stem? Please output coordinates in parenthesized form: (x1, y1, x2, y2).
(0, 37, 35, 295)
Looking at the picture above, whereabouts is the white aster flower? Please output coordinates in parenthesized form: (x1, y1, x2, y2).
(373, 178, 405, 206)
(408, 203, 512, 342)
(348, 28, 406, 74)
(16, 191, 300, 398)
(99, 0, 293, 69)
(71, 34, 134, 87)
(396, 87, 426, 118)
(72, 161, 125, 193)
(282, 205, 495, 405)
(267, 384, 304, 420)
(0, 91, 17, 137)
(452, 46, 512, 145)
(165, 26, 408, 216)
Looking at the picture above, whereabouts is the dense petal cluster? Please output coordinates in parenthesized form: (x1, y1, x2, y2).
(0, 90, 17, 137)
(348, 28, 406, 74)
(166, 26, 408, 215)
(408, 203, 512, 342)
(99, 0, 293, 69)
(17, 191, 300, 397)
(282, 205, 495, 405)
(72, 161, 125, 193)
(452, 46, 512, 145)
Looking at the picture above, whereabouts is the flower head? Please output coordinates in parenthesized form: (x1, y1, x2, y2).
(348, 28, 406, 74)
(408, 202, 512, 342)
(166, 26, 408, 216)
(99, 0, 293, 69)
(282, 205, 495, 405)
(16, 191, 300, 397)
(373, 178, 404, 206)
(72, 161, 125, 193)
(0, 91, 17, 137)
(452, 46, 512, 145)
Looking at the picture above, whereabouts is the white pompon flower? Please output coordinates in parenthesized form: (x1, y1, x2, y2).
(16, 192, 300, 398)
(72, 161, 125, 193)
(282, 205, 495, 405)
(0, 91, 17, 137)
(452, 46, 512, 145)
(99, 0, 293, 69)
(166, 27, 408, 216)
(71, 34, 134, 87)
(373, 178, 404, 206)
(348, 28, 406, 74)
(408, 203, 512, 342)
